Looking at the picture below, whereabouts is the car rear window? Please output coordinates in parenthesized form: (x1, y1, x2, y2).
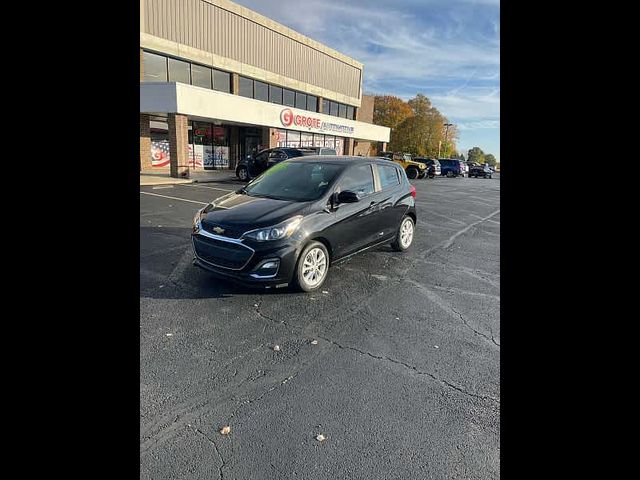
(378, 164, 400, 190)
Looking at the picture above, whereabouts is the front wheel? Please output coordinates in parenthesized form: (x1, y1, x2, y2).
(293, 241, 330, 292)
(391, 216, 415, 252)
(406, 167, 419, 179)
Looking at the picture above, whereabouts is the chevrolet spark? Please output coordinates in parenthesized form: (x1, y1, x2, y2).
(192, 156, 417, 292)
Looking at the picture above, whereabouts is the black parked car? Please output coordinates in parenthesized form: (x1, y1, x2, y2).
(193, 156, 417, 292)
(236, 147, 337, 181)
(468, 163, 493, 178)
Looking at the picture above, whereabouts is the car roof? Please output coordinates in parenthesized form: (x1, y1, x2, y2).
(289, 155, 400, 166)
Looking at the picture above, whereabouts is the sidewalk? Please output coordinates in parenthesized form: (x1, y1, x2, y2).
(140, 169, 237, 186)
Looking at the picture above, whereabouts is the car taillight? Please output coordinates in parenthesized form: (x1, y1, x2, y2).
(409, 185, 416, 198)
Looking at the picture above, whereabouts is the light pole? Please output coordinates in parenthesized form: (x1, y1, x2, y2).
(442, 123, 453, 158)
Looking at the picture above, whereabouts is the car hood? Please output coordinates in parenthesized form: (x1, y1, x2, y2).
(201, 191, 311, 230)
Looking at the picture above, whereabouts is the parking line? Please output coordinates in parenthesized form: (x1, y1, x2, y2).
(140, 191, 207, 205)
(183, 184, 235, 192)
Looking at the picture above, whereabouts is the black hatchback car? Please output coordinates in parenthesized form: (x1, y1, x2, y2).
(236, 147, 337, 181)
(193, 157, 417, 292)
(468, 163, 493, 178)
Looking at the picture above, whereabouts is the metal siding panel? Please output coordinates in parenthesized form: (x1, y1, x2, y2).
(142, 0, 362, 98)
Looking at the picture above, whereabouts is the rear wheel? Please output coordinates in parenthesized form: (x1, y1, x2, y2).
(406, 167, 419, 179)
(237, 166, 249, 181)
(293, 241, 329, 292)
(391, 216, 415, 252)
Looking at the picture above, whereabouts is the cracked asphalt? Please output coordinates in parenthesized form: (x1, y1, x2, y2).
(140, 173, 500, 479)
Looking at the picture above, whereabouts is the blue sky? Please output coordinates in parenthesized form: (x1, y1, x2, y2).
(235, 0, 500, 161)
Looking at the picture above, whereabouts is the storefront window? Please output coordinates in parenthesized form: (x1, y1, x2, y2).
(313, 133, 325, 147)
(143, 51, 167, 82)
(193, 121, 213, 169)
(286, 130, 301, 148)
(330, 101, 339, 116)
(168, 58, 190, 84)
(339, 104, 347, 118)
(213, 69, 230, 93)
(324, 136, 335, 149)
(321, 99, 330, 115)
(254, 80, 269, 102)
(212, 125, 230, 168)
(239, 76, 253, 98)
(295, 92, 307, 109)
(150, 120, 170, 168)
(283, 89, 295, 107)
(275, 129, 288, 147)
(307, 95, 318, 112)
(346, 105, 355, 120)
(191, 64, 212, 89)
(335, 137, 344, 155)
(301, 132, 314, 147)
(269, 85, 283, 104)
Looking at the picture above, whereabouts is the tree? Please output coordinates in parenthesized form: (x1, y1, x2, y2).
(373, 95, 413, 131)
(441, 121, 459, 158)
(484, 154, 497, 167)
(467, 147, 485, 164)
(407, 93, 433, 117)
(392, 116, 432, 157)
(373, 95, 414, 153)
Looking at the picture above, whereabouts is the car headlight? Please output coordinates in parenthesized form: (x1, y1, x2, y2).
(242, 216, 303, 242)
(192, 208, 203, 232)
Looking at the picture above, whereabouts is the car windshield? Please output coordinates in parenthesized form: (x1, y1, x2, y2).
(243, 161, 344, 201)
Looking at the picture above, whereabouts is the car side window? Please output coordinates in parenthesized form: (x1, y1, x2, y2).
(378, 164, 400, 190)
(254, 151, 268, 162)
(269, 150, 284, 160)
(339, 164, 375, 197)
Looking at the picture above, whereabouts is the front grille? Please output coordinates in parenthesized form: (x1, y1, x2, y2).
(200, 219, 244, 239)
(193, 235, 254, 270)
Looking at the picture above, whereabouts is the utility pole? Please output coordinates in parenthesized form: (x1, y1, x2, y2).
(443, 123, 453, 158)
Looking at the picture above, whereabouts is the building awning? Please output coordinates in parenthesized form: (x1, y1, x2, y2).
(141, 82, 390, 143)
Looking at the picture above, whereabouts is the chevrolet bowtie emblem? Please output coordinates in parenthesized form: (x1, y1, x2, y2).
(212, 226, 225, 234)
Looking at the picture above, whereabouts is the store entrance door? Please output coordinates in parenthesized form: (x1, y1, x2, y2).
(239, 127, 263, 164)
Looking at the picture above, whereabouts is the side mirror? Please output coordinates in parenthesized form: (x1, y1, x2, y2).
(337, 190, 360, 204)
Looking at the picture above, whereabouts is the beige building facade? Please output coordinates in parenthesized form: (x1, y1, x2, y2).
(140, 0, 389, 175)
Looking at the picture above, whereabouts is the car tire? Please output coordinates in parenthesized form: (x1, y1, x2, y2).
(293, 241, 330, 292)
(391, 216, 415, 252)
(406, 167, 419, 179)
(446, 171, 454, 178)
(237, 166, 249, 181)
(488, 175, 492, 179)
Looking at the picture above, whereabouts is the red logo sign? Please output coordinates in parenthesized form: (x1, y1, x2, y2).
(280, 108, 323, 129)
(280, 108, 293, 127)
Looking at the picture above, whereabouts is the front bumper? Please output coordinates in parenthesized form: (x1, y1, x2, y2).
(191, 230, 300, 287)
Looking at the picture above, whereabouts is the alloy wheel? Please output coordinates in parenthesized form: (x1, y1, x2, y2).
(302, 247, 327, 287)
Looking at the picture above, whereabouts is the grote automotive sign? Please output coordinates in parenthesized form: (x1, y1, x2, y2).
(280, 108, 355, 135)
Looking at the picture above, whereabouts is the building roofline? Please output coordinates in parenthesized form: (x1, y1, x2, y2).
(201, 0, 364, 70)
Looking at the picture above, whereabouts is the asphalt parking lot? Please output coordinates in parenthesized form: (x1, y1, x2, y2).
(140, 173, 500, 480)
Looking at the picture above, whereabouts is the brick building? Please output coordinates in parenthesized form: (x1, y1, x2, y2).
(140, 0, 390, 176)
